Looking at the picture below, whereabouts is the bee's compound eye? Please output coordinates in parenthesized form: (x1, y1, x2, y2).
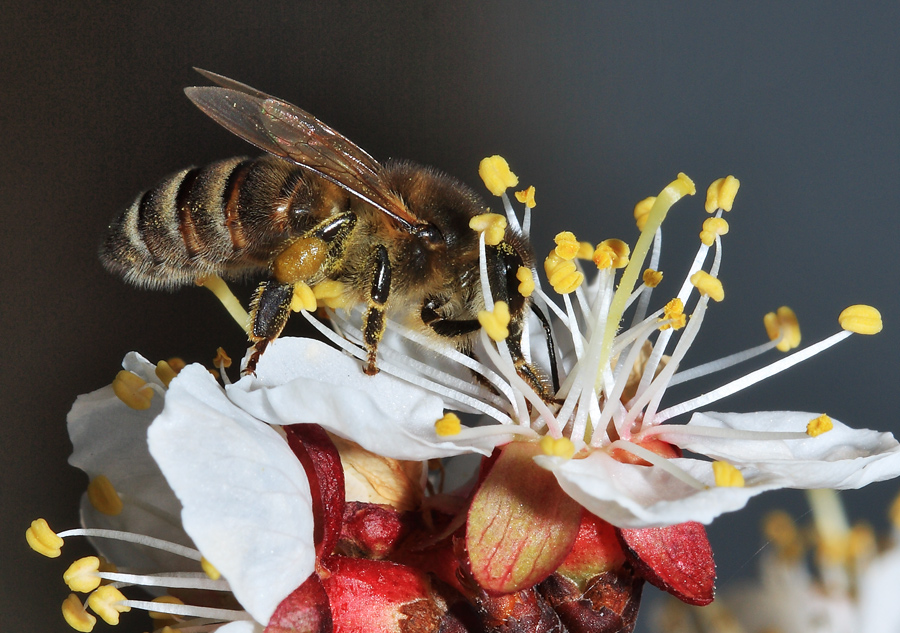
(414, 223, 444, 248)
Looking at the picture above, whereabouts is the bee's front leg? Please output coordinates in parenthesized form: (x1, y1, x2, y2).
(244, 280, 294, 375)
(362, 245, 391, 375)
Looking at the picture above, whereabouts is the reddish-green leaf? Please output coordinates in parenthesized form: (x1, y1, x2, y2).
(617, 522, 715, 606)
(466, 440, 582, 594)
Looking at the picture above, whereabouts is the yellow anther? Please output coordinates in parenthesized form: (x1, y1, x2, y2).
(544, 252, 584, 294)
(660, 298, 686, 331)
(87, 585, 130, 625)
(839, 304, 882, 335)
(27, 518, 64, 558)
(154, 360, 177, 388)
(690, 270, 724, 302)
(87, 475, 123, 516)
(478, 155, 519, 196)
(515, 266, 534, 297)
(312, 280, 349, 309)
(469, 213, 508, 246)
(213, 347, 232, 370)
(539, 436, 576, 459)
(848, 523, 877, 560)
(712, 461, 745, 487)
(291, 281, 317, 312)
(554, 231, 581, 260)
(435, 412, 462, 437)
(514, 185, 536, 208)
(889, 490, 900, 528)
(62, 594, 96, 632)
(149, 595, 184, 620)
(166, 357, 186, 373)
(478, 301, 511, 341)
(806, 414, 833, 437)
(762, 511, 803, 560)
(642, 268, 663, 288)
(64, 557, 101, 593)
(705, 175, 741, 213)
(633, 196, 656, 232)
(576, 241, 595, 260)
(699, 217, 730, 246)
(112, 370, 154, 410)
(592, 239, 630, 270)
(200, 556, 221, 580)
(763, 306, 801, 352)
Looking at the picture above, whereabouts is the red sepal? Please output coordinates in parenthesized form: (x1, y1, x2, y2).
(265, 573, 332, 633)
(617, 522, 715, 606)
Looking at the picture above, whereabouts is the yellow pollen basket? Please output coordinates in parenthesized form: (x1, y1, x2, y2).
(642, 268, 663, 288)
(544, 252, 584, 294)
(515, 266, 535, 297)
(479, 155, 519, 196)
(539, 435, 576, 459)
(62, 593, 97, 633)
(112, 370, 155, 410)
(660, 298, 686, 331)
(764, 306, 801, 351)
(633, 196, 656, 231)
(290, 281, 317, 312)
(712, 461, 745, 487)
(690, 270, 724, 302)
(554, 231, 581, 260)
(435, 412, 462, 436)
(515, 185, 536, 208)
(87, 475, 123, 516)
(469, 213, 508, 246)
(26, 518, 64, 558)
(478, 302, 511, 341)
(87, 585, 130, 625)
(64, 557, 102, 593)
(705, 175, 741, 213)
(838, 304, 883, 335)
(807, 414, 834, 437)
(593, 239, 630, 270)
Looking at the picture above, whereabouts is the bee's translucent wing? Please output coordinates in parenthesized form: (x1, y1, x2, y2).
(185, 76, 420, 229)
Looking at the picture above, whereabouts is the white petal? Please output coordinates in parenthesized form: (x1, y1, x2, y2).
(67, 353, 190, 572)
(214, 621, 264, 633)
(859, 547, 900, 633)
(227, 337, 501, 459)
(672, 412, 900, 488)
(147, 364, 315, 625)
(537, 450, 781, 528)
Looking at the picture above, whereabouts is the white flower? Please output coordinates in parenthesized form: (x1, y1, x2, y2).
(220, 169, 899, 528)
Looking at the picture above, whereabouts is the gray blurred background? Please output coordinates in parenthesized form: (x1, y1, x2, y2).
(3, 2, 898, 631)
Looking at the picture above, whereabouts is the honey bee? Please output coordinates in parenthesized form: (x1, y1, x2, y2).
(101, 70, 553, 396)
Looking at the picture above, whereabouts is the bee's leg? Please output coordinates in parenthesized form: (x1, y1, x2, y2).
(362, 244, 391, 375)
(244, 280, 294, 375)
(421, 298, 481, 337)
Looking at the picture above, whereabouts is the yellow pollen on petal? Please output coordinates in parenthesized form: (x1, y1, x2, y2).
(690, 271, 724, 302)
(839, 304, 883, 335)
(27, 518, 64, 558)
(642, 268, 663, 288)
(64, 557, 101, 593)
(200, 556, 221, 580)
(478, 155, 519, 196)
(593, 239, 630, 270)
(699, 217, 730, 246)
(469, 213, 508, 246)
(514, 185, 536, 208)
(544, 252, 584, 294)
(62, 594, 97, 632)
(539, 435, 576, 459)
(435, 412, 462, 436)
(154, 360, 177, 388)
(554, 231, 581, 260)
(807, 414, 834, 437)
(705, 175, 741, 213)
(659, 298, 686, 331)
(213, 347, 232, 369)
(149, 596, 185, 620)
(87, 475, 123, 516)
(764, 306, 801, 351)
(87, 585, 130, 625)
(712, 461, 745, 487)
(576, 241, 595, 260)
(478, 301, 511, 341)
(291, 281, 317, 312)
(112, 370, 154, 410)
(515, 266, 534, 297)
(633, 196, 656, 231)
